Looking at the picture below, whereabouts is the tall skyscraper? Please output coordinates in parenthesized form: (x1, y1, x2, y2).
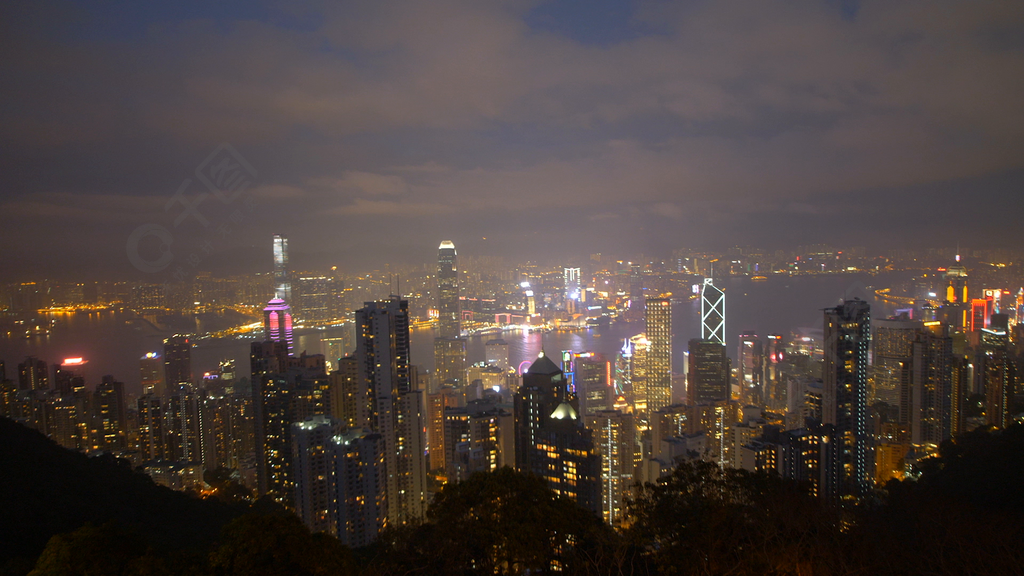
(292, 417, 386, 547)
(163, 336, 193, 393)
(585, 409, 635, 525)
(264, 297, 295, 355)
(18, 357, 48, 391)
(437, 240, 460, 339)
(737, 333, 763, 405)
(513, 353, 601, 514)
(485, 339, 510, 371)
(687, 339, 729, 404)
(564, 267, 581, 313)
(140, 352, 164, 396)
(978, 325, 1013, 428)
(273, 234, 291, 302)
(645, 296, 673, 413)
(355, 297, 427, 525)
(435, 240, 466, 388)
(909, 322, 954, 445)
(871, 317, 918, 407)
(701, 279, 725, 344)
(823, 299, 871, 496)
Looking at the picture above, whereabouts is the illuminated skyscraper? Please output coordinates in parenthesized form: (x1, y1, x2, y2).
(701, 279, 725, 344)
(140, 352, 163, 396)
(564, 267, 581, 313)
(645, 296, 673, 413)
(978, 323, 1013, 428)
(17, 357, 48, 391)
(823, 299, 870, 496)
(585, 409, 635, 525)
(355, 297, 427, 525)
(485, 339, 510, 371)
(513, 353, 601, 514)
(435, 240, 466, 388)
(738, 333, 763, 405)
(273, 234, 291, 302)
(687, 339, 729, 404)
(437, 241, 460, 339)
(263, 297, 294, 355)
(163, 336, 193, 393)
(628, 334, 651, 423)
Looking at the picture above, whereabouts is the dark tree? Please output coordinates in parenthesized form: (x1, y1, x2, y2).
(367, 467, 618, 576)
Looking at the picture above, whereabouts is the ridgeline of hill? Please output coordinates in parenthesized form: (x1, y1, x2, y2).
(4, 415, 1024, 575)
(0, 417, 244, 574)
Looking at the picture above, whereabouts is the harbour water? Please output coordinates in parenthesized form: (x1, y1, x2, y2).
(0, 272, 902, 397)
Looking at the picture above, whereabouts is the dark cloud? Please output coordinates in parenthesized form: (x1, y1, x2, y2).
(1, 0, 1023, 279)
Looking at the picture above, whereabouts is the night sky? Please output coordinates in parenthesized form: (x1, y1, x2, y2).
(3, 1, 1023, 279)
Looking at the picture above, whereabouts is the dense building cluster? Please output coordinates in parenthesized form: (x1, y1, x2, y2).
(2, 238, 1023, 549)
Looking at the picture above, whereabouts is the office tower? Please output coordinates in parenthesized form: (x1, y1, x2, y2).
(434, 337, 467, 388)
(909, 322, 954, 445)
(435, 240, 466, 389)
(437, 240, 460, 339)
(823, 299, 871, 496)
(701, 279, 725, 344)
(945, 260, 969, 304)
(585, 409, 635, 525)
(737, 333, 763, 405)
(163, 335, 193, 393)
(687, 339, 730, 404)
(970, 298, 988, 332)
(645, 296, 673, 413)
(137, 394, 165, 461)
(872, 317, 919, 408)
(564, 267, 581, 313)
(140, 352, 163, 396)
(94, 376, 127, 451)
(628, 334, 651, 426)
(485, 339, 510, 371)
(978, 325, 1013, 428)
(264, 297, 295, 355)
(273, 234, 291, 302)
(513, 353, 601, 514)
(53, 359, 86, 396)
(294, 274, 332, 324)
(18, 357, 48, 391)
(355, 297, 427, 525)
(765, 334, 784, 409)
(574, 352, 612, 415)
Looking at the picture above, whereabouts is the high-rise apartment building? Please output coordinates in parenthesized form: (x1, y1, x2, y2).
(585, 409, 635, 525)
(823, 299, 871, 496)
(163, 336, 192, 393)
(292, 417, 386, 547)
(645, 296, 673, 414)
(355, 297, 427, 525)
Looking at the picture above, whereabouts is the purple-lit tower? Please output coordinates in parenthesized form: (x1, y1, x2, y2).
(264, 297, 294, 355)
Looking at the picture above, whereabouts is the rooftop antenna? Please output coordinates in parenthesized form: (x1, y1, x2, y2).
(956, 242, 961, 263)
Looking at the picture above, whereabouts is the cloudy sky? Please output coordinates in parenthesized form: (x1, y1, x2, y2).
(2, 0, 1023, 279)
